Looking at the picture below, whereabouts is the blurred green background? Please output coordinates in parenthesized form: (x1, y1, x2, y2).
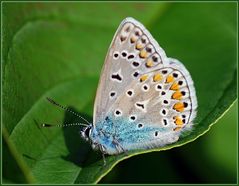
(2, 2, 237, 184)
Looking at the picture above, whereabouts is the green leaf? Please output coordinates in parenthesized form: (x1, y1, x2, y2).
(3, 2, 237, 184)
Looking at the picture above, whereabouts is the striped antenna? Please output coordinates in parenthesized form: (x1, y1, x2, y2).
(42, 122, 88, 128)
(46, 97, 91, 125)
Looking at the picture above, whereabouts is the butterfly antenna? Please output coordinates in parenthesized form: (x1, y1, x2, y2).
(42, 122, 89, 128)
(46, 97, 91, 125)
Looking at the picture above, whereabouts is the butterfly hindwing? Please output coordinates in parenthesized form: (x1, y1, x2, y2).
(106, 59, 197, 151)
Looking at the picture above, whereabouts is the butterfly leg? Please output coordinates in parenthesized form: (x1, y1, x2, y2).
(113, 139, 128, 155)
(98, 144, 107, 166)
(102, 153, 106, 166)
(118, 145, 129, 156)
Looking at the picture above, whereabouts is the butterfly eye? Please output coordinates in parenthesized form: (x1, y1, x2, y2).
(81, 126, 91, 141)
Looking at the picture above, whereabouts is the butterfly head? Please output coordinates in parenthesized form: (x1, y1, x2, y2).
(81, 124, 108, 154)
(80, 124, 92, 141)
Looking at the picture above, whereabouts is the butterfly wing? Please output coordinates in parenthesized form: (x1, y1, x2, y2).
(100, 59, 197, 153)
(92, 17, 197, 154)
(93, 17, 168, 124)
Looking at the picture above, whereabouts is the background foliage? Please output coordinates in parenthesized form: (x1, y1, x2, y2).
(2, 2, 237, 184)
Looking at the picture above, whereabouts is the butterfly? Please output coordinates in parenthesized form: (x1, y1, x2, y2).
(80, 17, 197, 155)
(45, 17, 197, 161)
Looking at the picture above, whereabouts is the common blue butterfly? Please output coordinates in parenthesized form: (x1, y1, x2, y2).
(81, 17, 197, 155)
(45, 17, 197, 161)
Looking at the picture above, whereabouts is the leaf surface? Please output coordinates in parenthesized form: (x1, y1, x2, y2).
(3, 2, 237, 184)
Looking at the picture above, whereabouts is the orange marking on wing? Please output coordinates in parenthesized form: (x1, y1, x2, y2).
(153, 73, 162, 82)
(173, 102, 184, 112)
(140, 75, 148, 82)
(174, 116, 183, 125)
(170, 82, 179, 90)
(166, 75, 174, 83)
(174, 127, 182, 131)
(172, 91, 183, 100)
(139, 50, 148, 58)
(146, 60, 153, 67)
(131, 37, 137, 43)
(136, 43, 143, 50)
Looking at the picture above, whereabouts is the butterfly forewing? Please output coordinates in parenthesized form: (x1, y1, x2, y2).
(94, 17, 168, 124)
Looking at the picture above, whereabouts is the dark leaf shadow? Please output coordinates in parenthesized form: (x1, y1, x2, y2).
(61, 106, 102, 167)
